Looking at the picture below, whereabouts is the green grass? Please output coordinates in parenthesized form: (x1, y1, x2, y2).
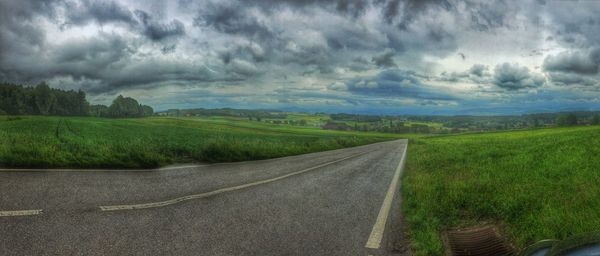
(0, 116, 409, 168)
(402, 125, 600, 255)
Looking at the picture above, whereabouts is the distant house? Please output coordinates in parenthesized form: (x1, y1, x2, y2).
(322, 122, 352, 131)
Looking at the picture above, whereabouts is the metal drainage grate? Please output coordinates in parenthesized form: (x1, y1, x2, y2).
(445, 225, 515, 256)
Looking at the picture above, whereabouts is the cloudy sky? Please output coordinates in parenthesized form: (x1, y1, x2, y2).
(1, 0, 600, 115)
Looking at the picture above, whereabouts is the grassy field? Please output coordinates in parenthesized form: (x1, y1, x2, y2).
(258, 112, 329, 126)
(402, 126, 600, 255)
(0, 116, 408, 168)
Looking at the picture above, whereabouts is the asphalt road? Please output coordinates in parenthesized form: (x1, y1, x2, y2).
(0, 139, 409, 256)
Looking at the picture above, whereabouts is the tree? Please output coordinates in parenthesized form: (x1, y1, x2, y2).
(141, 105, 154, 117)
(556, 113, 578, 126)
(89, 104, 109, 117)
(107, 95, 153, 118)
(0, 83, 152, 118)
(76, 90, 90, 115)
(34, 82, 56, 115)
(109, 95, 140, 118)
(0, 82, 89, 116)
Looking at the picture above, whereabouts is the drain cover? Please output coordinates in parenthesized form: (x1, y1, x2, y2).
(445, 225, 514, 256)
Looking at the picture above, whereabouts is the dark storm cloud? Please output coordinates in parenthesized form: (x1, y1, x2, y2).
(543, 49, 600, 75)
(241, 0, 371, 18)
(348, 57, 371, 71)
(382, 0, 452, 28)
(49, 34, 133, 83)
(0, 0, 192, 92)
(83, 63, 245, 94)
(281, 41, 335, 74)
(218, 43, 267, 65)
(371, 49, 397, 68)
(135, 10, 186, 41)
(466, 0, 516, 31)
(0, 0, 63, 82)
(542, 48, 600, 87)
(0, 0, 60, 56)
(438, 64, 491, 83)
(1, 33, 130, 85)
(218, 51, 233, 64)
(493, 63, 545, 90)
(346, 69, 455, 100)
(546, 72, 597, 87)
(382, 0, 400, 24)
(334, 0, 369, 18)
(323, 21, 387, 51)
(0, 0, 61, 20)
(469, 64, 488, 77)
(55, 59, 241, 94)
(1, 31, 232, 94)
(63, 1, 185, 41)
(382, 17, 458, 57)
(194, 0, 462, 54)
(98, 62, 233, 91)
(143, 19, 186, 41)
(194, 3, 274, 43)
(196, 1, 370, 77)
(189, 0, 466, 74)
(543, 1, 600, 47)
(161, 44, 177, 54)
(226, 59, 261, 77)
(54, 34, 131, 63)
(439, 71, 469, 82)
(65, 0, 137, 27)
(242, 0, 371, 17)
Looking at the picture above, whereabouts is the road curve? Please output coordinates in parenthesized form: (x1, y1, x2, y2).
(0, 139, 408, 256)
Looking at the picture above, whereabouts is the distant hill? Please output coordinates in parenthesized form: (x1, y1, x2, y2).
(156, 108, 285, 119)
(157, 108, 600, 133)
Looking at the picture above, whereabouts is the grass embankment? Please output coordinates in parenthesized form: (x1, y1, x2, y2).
(0, 116, 408, 168)
(402, 126, 600, 255)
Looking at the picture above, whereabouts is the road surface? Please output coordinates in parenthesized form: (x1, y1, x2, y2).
(0, 139, 409, 256)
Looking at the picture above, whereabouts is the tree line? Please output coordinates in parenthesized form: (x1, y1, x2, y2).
(0, 82, 153, 118)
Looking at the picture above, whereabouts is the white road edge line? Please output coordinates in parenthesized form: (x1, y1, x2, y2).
(99, 152, 367, 212)
(0, 209, 43, 217)
(365, 142, 408, 249)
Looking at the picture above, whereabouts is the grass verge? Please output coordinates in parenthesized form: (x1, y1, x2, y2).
(402, 126, 600, 255)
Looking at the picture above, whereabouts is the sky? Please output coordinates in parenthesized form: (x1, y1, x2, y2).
(1, 0, 600, 115)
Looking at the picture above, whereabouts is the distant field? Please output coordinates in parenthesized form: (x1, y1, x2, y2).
(260, 112, 330, 126)
(0, 116, 408, 168)
(402, 126, 600, 255)
(403, 121, 444, 128)
(335, 120, 444, 128)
